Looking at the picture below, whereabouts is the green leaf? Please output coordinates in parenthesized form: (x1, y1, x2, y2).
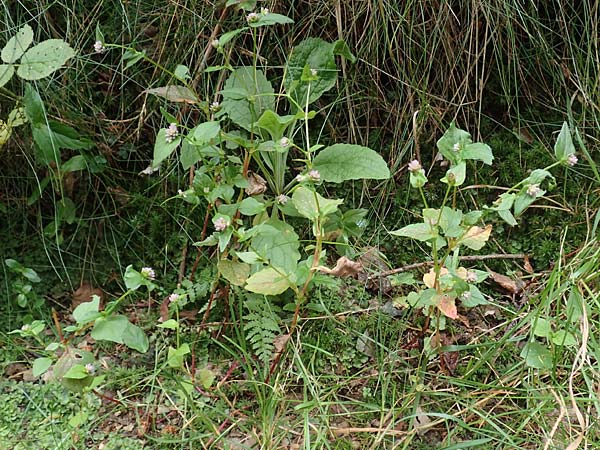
(220, 67, 274, 131)
(554, 122, 574, 161)
(462, 142, 494, 165)
(17, 39, 75, 80)
(218, 259, 250, 286)
(239, 197, 265, 215)
(513, 190, 542, 217)
(122, 322, 149, 353)
(251, 220, 300, 273)
(0, 64, 14, 88)
(72, 295, 101, 324)
(2, 24, 33, 63)
(438, 207, 463, 237)
(520, 341, 552, 369)
(312, 144, 390, 183)
(152, 129, 181, 167)
(167, 343, 190, 368)
(158, 319, 179, 329)
(32, 357, 53, 377)
(21, 267, 41, 283)
(63, 364, 90, 380)
(551, 330, 577, 347)
(62, 155, 87, 172)
(245, 268, 292, 295)
(31, 120, 93, 166)
(218, 28, 247, 47)
(285, 37, 343, 106)
(460, 285, 488, 307)
(248, 13, 294, 28)
(292, 186, 343, 221)
(198, 367, 215, 389)
(236, 251, 262, 264)
(91, 315, 129, 344)
(332, 39, 357, 63)
(532, 318, 551, 338)
(389, 223, 437, 242)
(122, 48, 145, 70)
(256, 110, 295, 140)
(441, 161, 466, 186)
(23, 83, 45, 124)
(191, 121, 221, 143)
(498, 209, 517, 226)
(436, 123, 471, 165)
(174, 64, 190, 80)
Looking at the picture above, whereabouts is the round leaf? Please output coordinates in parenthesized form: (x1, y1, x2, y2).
(312, 144, 390, 183)
(17, 39, 75, 80)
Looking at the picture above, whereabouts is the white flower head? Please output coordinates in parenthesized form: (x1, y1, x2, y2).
(141, 267, 156, 280)
(279, 137, 290, 148)
(85, 363, 96, 375)
(210, 101, 221, 112)
(211, 39, 220, 49)
(139, 165, 159, 176)
(526, 184, 541, 197)
(21, 324, 31, 332)
(165, 123, 179, 143)
(308, 169, 321, 182)
(452, 142, 461, 152)
(295, 173, 307, 183)
(310, 68, 318, 77)
(567, 154, 578, 166)
(260, 7, 270, 15)
(168, 293, 181, 304)
(93, 40, 106, 54)
(466, 271, 478, 283)
(277, 194, 289, 205)
(246, 12, 260, 23)
(461, 291, 472, 301)
(214, 217, 229, 232)
(407, 160, 422, 173)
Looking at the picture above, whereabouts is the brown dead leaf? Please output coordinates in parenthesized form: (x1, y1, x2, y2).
(440, 333, 459, 375)
(486, 268, 525, 295)
(72, 282, 105, 310)
(4, 362, 28, 380)
(245, 171, 267, 195)
(272, 334, 291, 360)
(316, 256, 363, 278)
(437, 293, 458, 319)
(523, 255, 534, 274)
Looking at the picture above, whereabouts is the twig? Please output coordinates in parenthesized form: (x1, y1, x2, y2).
(368, 253, 527, 280)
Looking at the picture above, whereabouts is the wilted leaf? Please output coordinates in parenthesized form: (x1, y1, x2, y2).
(245, 171, 267, 195)
(218, 259, 250, 286)
(486, 268, 525, 295)
(423, 267, 449, 289)
(316, 256, 362, 278)
(435, 293, 458, 319)
(145, 85, 198, 103)
(245, 268, 292, 295)
(460, 224, 492, 250)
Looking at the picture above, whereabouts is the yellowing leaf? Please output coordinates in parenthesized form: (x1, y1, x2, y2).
(245, 268, 292, 295)
(218, 259, 250, 286)
(145, 85, 198, 103)
(423, 267, 448, 289)
(435, 293, 458, 319)
(460, 224, 492, 250)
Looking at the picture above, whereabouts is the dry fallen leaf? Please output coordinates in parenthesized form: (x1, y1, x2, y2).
(523, 255, 534, 274)
(144, 85, 197, 104)
(486, 268, 526, 295)
(316, 256, 363, 278)
(245, 171, 267, 195)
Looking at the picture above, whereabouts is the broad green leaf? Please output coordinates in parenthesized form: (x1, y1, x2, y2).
(251, 220, 300, 273)
(312, 144, 390, 183)
(248, 13, 294, 28)
(218, 28, 247, 47)
(91, 315, 129, 344)
(152, 129, 181, 167)
(285, 37, 349, 106)
(32, 357, 53, 377)
(459, 224, 492, 250)
(7, 107, 27, 127)
(122, 322, 149, 353)
(292, 186, 343, 221)
(174, 64, 190, 80)
(21, 267, 41, 283)
(31, 120, 93, 166)
(389, 223, 437, 242)
(17, 39, 75, 80)
(436, 123, 471, 165)
(239, 197, 265, 215)
(122, 48, 145, 70)
(218, 259, 250, 286)
(0, 64, 14, 88)
(63, 364, 89, 380)
(192, 121, 220, 143)
(23, 83, 44, 124)
(462, 142, 494, 165)
(441, 161, 466, 186)
(554, 122, 574, 161)
(460, 285, 488, 307)
(145, 85, 197, 104)
(513, 189, 543, 217)
(551, 330, 577, 347)
(236, 251, 262, 264)
(158, 319, 179, 329)
(532, 318, 551, 338)
(198, 367, 215, 389)
(498, 209, 517, 226)
(167, 343, 190, 368)
(438, 207, 463, 237)
(256, 110, 295, 140)
(332, 39, 357, 63)
(566, 287, 584, 323)
(1, 25, 33, 63)
(245, 267, 292, 295)
(220, 67, 274, 131)
(520, 341, 552, 369)
(72, 295, 101, 324)
(62, 155, 87, 172)
(5, 258, 24, 272)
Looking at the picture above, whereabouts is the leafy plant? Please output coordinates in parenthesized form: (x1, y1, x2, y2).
(98, 7, 391, 341)
(390, 122, 580, 348)
(4, 258, 42, 308)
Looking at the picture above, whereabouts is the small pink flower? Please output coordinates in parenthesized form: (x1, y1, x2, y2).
(308, 170, 320, 182)
(526, 184, 541, 197)
(277, 194, 289, 205)
(466, 271, 478, 283)
(567, 154, 578, 166)
(214, 217, 229, 232)
(141, 267, 156, 280)
(85, 363, 96, 375)
(246, 12, 260, 23)
(279, 137, 290, 148)
(407, 160, 422, 173)
(168, 293, 180, 304)
(165, 123, 178, 143)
